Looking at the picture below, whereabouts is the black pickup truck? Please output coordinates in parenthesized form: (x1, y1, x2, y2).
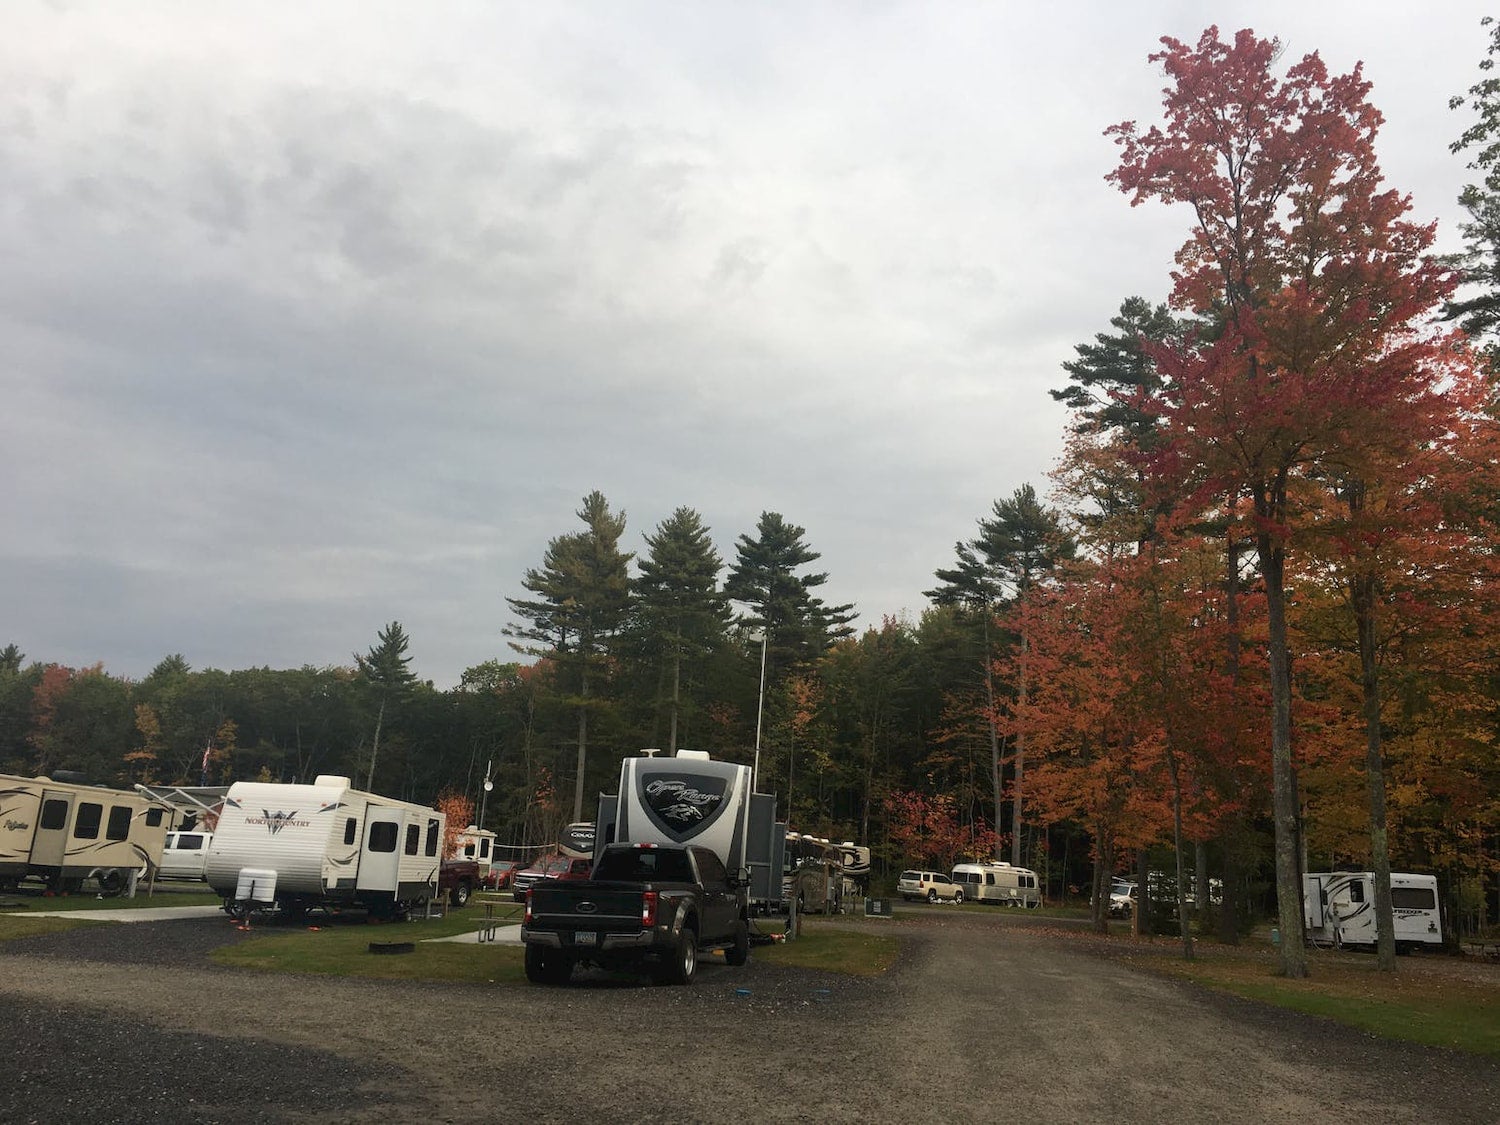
(520, 842, 751, 985)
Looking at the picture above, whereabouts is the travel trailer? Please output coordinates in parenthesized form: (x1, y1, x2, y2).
(204, 776, 445, 918)
(593, 748, 785, 911)
(453, 825, 497, 877)
(1303, 870, 1443, 952)
(951, 861, 1042, 908)
(783, 833, 870, 914)
(0, 772, 172, 894)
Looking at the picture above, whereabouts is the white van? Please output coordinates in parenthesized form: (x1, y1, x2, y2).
(951, 861, 1041, 908)
(158, 830, 212, 880)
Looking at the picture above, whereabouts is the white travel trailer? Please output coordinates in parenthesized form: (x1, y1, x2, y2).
(204, 776, 445, 918)
(1303, 870, 1443, 952)
(594, 749, 785, 910)
(0, 772, 172, 894)
(951, 861, 1042, 908)
(453, 825, 497, 877)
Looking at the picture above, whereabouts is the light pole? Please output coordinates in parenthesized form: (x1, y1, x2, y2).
(478, 758, 492, 832)
(749, 627, 768, 792)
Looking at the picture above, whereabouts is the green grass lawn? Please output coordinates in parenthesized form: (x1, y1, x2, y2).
(0, 883, 221, 912)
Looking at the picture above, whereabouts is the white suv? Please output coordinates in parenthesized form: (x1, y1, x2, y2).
(898, 869, 964, 904)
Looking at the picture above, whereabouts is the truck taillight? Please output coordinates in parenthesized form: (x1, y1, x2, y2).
(641, 890, 658, 927)
(524, 888, 534, 924)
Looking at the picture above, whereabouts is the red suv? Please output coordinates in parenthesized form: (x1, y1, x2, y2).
(511, 853, 592, 903)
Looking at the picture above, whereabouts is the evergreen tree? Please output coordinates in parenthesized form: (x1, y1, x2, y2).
(631, 507, 730, 752)
(505, 490, 632, 819)
(1448, 16, 1500, 350)
(724, 511, 855, 673)
(355, 621, 417, 791)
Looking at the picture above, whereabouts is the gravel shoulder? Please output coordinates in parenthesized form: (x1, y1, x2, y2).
(3, 908, 1498, 1124)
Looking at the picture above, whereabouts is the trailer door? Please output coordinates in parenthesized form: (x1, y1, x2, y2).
(356, 805, 403, 895)
(29, 790, 74, 868)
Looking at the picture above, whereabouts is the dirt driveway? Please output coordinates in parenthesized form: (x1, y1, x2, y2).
(2, 907, 1497, 1124)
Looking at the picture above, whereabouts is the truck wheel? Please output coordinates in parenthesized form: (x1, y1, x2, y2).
(659, 927, 697, 985)
(450, 881, 472, 909)
(725, 920, 750, 967)
(525, 944, 573, 985)
(927, 889, 938, 904)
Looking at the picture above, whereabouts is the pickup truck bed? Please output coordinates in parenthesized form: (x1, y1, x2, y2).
(520, 843, 750, 985)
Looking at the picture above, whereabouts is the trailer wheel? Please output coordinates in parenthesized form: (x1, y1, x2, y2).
(659, 927, 698, 985)
(725, 920, 750, 967)
(953, 890, 964, 905)
(449, 880, 472, 909)
(96, 870, 125, 897)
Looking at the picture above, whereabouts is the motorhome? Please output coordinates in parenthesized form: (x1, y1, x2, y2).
(1303, 870, 1443, 952)
(0, 772, 172, 894)
(204, 776, 445, 918)
(593, 748, 785, 911)
(951, 861, 1042, 908)
(783, 833, 870, 914)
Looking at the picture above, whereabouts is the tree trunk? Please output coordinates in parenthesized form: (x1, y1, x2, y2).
(1259, 531, 1309, 978)
(1354, 568, 1398, 970)
(1010, 631, 1029, 868)
(366, 698, 385, 792)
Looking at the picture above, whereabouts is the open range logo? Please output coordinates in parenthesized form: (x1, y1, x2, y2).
(641, 775, 727, 841)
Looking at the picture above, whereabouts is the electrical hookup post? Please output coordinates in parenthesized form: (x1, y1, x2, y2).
(863, 897, 894, 919)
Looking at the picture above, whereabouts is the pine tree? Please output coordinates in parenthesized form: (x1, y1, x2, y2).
(355, 621, 417, 791)
(505, 491, 632, 819)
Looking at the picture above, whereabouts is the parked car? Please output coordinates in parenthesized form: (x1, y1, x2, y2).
(511, 853, 592, 903)
(484, 860, 525, 890)
(157, 831, 212, 881)
(1109, 881, 1137, 917)
(898, 869, 964, 904)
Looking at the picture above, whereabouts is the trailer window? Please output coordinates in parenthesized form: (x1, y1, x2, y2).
(986, 873, 997, 886)
(425, 819, 440, 856)
(368, 822, 397, 853)
(73, 802, 103, 840)
(1349, 882, 1366, 904)
(106, 805, 132, 841)
(405, 824, 420, 855)
(146, 808, 165, 827)
(480, 839, 491, 860)
(344, 818, 358, 846)
(40, 799, 68, 831)
(1392, 887, 1437, 910)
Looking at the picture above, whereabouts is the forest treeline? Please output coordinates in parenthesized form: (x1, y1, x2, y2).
(5, 28, 1500, 969)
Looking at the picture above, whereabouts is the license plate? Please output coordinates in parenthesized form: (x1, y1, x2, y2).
(574, 931, 597, 946)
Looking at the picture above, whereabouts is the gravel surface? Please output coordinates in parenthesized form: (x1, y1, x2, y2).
(3, 908, 1498, 1124)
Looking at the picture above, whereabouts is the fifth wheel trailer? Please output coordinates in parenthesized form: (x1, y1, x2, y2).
(0, 772, 173, 894)
(204, 776, 445, 918)
(592, 748, 785, 912)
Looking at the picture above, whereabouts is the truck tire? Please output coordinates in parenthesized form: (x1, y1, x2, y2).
(525, 944, 573, 985)
(658, 926, 697, 985)
(927, 889, 938, 904)
(450, 880, 472, 909)
(725, 919, 750, 967)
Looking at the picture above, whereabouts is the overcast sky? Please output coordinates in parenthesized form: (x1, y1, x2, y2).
(2, 2, 1490, 688)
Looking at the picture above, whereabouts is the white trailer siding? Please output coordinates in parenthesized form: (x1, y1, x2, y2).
(952, 862, 1042, 907)
(206, 777, 443, 911)
(1303, 871, 1443, 950)
(613, 751, 753, 871)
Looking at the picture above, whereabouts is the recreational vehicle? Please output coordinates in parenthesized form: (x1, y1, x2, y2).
(593, 748, 785, 911)
(204, 776, 445, 918)
(453, 825, 497, 877)
(951, 861, 1042, 908)
(1303, 870, 1443, 953)
(0, 772, 172, 894)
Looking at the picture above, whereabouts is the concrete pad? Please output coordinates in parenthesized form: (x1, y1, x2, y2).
(5, 905, 227, 923)
(424, 923, 523, 946)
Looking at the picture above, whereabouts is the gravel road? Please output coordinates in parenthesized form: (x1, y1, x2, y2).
(2, 907, 1497, 1124)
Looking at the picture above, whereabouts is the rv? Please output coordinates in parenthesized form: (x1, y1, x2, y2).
(593, 748, 785, 911)
(1303, 870, 1443, 953)
(453, 825, 497, 877)
(951, 861, 1042, 908)
(0, 772, 172, 894)
(783, 833, 870, 914)
(204, 776, 445, 918)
